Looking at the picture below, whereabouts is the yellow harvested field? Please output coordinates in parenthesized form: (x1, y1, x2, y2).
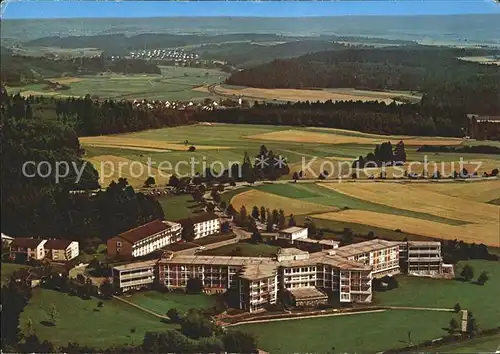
(288, 157, 354, 179)
(80, 136, 230, 151)
(354, 159, 499, 179)
(48, 77, 83, 84)
(313, 210, 499, 246)
(213, 85, 398, 103)
(230, 189, 337, 216)
(318, 182, 499, 224)
(245, 129, 463, 146)
(86, 155, 170, 188)
(17, 90, 73, 98)
(407, 180, 500, 203)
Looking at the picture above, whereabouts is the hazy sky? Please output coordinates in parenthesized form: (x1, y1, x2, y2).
(3, 0, 500, 19)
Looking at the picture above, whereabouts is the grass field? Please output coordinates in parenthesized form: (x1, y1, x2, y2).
(375, 260, 500, 329)
(20, 288, 171, 348)
(237, 310, 454, 353)
(230, 189, 337, 216)
(213, 84, 421, 104)
(1, 262, 28, 286)
(123, 290, 216, 315)
(200, 242, 280, 257)
(157, 194, 204, 220)
(8, 66, 228, 101)
(428, 333, 500, 352)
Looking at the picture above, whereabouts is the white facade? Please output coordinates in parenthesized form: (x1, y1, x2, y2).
(67, 241, 80, 260)
(131, 222, 182, 258)
(193, 218, 221, 239)
(112, 260, 157, 292)
(278, 227, 308, 241)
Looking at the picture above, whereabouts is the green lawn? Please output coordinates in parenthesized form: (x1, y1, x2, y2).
(200, 242, 280, 257)
(238, 310, 454, 353)
(428, 333, 500, 353)
(157, 194, 204, 220)
(124, 290, 216, 315)
(375, 260, 500, 329)
(254, 183, 467, 225)
(1, 262, 28, 286)
(20, 288, 172, 348)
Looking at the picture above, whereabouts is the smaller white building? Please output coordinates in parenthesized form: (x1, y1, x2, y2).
(178, 213, 221, 239)
(278, 227, 308, 241)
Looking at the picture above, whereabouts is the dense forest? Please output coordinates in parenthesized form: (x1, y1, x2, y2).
(4, 93, 194, 136)
(226, 46, 500, 115)
(0, 89, 164, 243)
(0, 49, 161, 86)
(199, 100, 467, 137)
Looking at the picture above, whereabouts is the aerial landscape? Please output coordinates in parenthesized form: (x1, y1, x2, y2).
(1, 1, 500, 353)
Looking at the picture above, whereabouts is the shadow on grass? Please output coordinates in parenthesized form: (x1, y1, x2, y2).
(40, 320, 55, 327)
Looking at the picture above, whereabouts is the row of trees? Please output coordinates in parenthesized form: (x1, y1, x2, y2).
(458, 264, 489, 285)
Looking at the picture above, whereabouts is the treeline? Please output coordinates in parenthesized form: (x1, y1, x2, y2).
(0, 51, 160, 86)
(198, 100, 466, 137)
(3, 93, 193, 136)
(226, 46, 500, 115)
(417, 145, 500, 155)
(1, 95, 164, 244)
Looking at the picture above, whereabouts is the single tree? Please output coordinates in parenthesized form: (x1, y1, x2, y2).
(476, 271, 489, 285)
(454, 303, 461, 313)
(25, 318, 34, 336)
(460, 264, 474, 281)
(99, 278, 114, 299)
(260, 206, 266, 222)
(188, 146, 196, 152)
(97, 301, 104, 308)
(466, 312, 478, 334)
(181, 219, 196, 242)
(278, 209, 286, 230)
(143, 176, 156, 188)
(251, 230, 262, 244)
(168, 174, 180, 188)
(238, 206, 248, 226)
(266, 210, 274, 232)
(448, 317, 459, 334)
(47, 304, 58, 326)
(288, 214, 296, 227)
(251, 206, 260, 220)
(167, 308, 181, 323)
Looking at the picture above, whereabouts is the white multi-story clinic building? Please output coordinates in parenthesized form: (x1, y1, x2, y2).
(112, 233, 449, 312)
(107, 220, 182, 259)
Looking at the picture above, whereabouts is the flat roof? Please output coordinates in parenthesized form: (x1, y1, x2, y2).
(335, 239, 399, 258)
(277, 248, 309, 256)
(279, 226, 307, 234)
(404, 241, 441, 247)
(158, 255, 276, 267)
(239, 264, 277, 280)
(295, 238, 339, 246)
(113, 259, 158, 271)
(44, 239, 74, 249)
(288, 287, 327, 301)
